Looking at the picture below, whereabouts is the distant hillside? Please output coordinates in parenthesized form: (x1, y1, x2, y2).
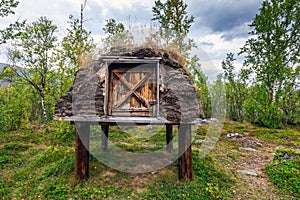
(0, 62, 8, 71)
(0, 63, 22, 86)
(0, 63, 9, 85)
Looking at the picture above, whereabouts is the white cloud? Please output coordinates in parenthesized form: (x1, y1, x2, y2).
(64, 0, 84, 8)
(191, 28, 249, 81)
(90, 0, 152, 12)
(0, 0, 80, 33)
(0, 0, 260, 76)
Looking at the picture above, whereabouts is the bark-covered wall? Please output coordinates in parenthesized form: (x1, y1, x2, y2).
(54, 60, 104, 118)
(54, 47, 204, 122)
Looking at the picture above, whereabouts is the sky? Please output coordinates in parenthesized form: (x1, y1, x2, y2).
(0, 0, 265, 81)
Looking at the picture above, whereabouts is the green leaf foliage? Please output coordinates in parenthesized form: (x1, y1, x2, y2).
(102, 18, 132, 51)
(0, 0, 18, 17)
(266, 149, 300, 197)
(152, 0, 195, 53)
(0, 86, 25, 131)
(240, 0, 299, 104)
(222, 53, 247, 122)
(220, 0, 300, 127)
(0, 0, 25, 44)
(152, 0, 209, 120)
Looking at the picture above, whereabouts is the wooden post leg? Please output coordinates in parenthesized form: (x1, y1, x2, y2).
(178, 124, 192, 181)
(166, 124, 173, 153)
(75, 123, 90, 180)
(101, 125, 109, 151)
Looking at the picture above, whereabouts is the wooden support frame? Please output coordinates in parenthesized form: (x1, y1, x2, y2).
(178, 124, 192, 180)
(73, 123, 193, 181)
(101, 125, 109, 151)
(75, 123, 90, 180)
(166, 124, 173, 153)
(104, 61, 109, 116)
(103, 58, 161, 64)
(156, 62, 160, 118)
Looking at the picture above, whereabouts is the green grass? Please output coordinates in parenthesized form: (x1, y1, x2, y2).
(265, 149, 300, 198)
(253, 128, 299, 146)
(222, 120, 299, 147)
(145, 152, 233, 200)
(0, 122, 235, 199)
(1, 120, 299, 199)
(108, 126, 167, 152)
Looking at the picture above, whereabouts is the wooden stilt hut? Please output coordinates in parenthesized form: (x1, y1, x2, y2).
(54, 47, 204, 180)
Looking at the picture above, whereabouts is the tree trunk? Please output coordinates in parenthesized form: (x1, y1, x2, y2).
(40, 90, 48, 124)
(271, 80, 277, 104)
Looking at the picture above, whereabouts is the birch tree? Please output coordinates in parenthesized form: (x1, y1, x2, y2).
(152, 0, 195, 53)
(55, 15, 95, 97)
(0, 0, 25, 44)
(102, 18, 132, 51)
(239, 0, 299, 127)
(240, 0, 299, 105)
(152, 0, 210, 117)
(10, 17, 58, 124)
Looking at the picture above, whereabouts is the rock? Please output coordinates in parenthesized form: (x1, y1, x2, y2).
(193, 118, 203, 125)
(282, 153, 296, 160)
(237, 138, 264, 147)
(201, 118, 219, 124)
(243, 132, 250, 136)
(226, 133, 243, 139)
(210, 118, 219, 122)
(119, 142, 131, 145)
(159, 67, 202, 122)
(195, 140, 208, 144)
(202, 119, 209, 124)
(237, 170, 258, 176)
(239, 147, 261, 153)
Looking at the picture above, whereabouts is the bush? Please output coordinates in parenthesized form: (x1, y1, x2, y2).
(244, 99, 284, 129)
(0, 87, 20, 131)
(265, 149, 300, 198)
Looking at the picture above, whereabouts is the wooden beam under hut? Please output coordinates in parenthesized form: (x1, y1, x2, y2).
(75, 123, 90, 180)
(178, 124, 192, 180)
(166, 124, 173, 153)
(101, 125, 109, 151)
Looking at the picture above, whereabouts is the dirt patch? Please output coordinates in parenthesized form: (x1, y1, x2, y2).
(209, 135, 295, 199)
(236, 137, 265, 148)
(230, 147, 287, 199)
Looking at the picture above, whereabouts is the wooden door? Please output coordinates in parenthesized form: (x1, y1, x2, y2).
(108, 64, 157, 117)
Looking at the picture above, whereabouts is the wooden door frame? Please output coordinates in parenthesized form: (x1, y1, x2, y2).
(103, 58, 161, 118)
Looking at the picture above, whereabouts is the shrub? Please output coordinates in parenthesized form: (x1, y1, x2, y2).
(244, 99, 283, 128)
(265, 149, 300, 197)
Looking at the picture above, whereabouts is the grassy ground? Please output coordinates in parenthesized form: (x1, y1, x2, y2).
(0, 120, 299, 199)
(205, 121, 299, 199)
